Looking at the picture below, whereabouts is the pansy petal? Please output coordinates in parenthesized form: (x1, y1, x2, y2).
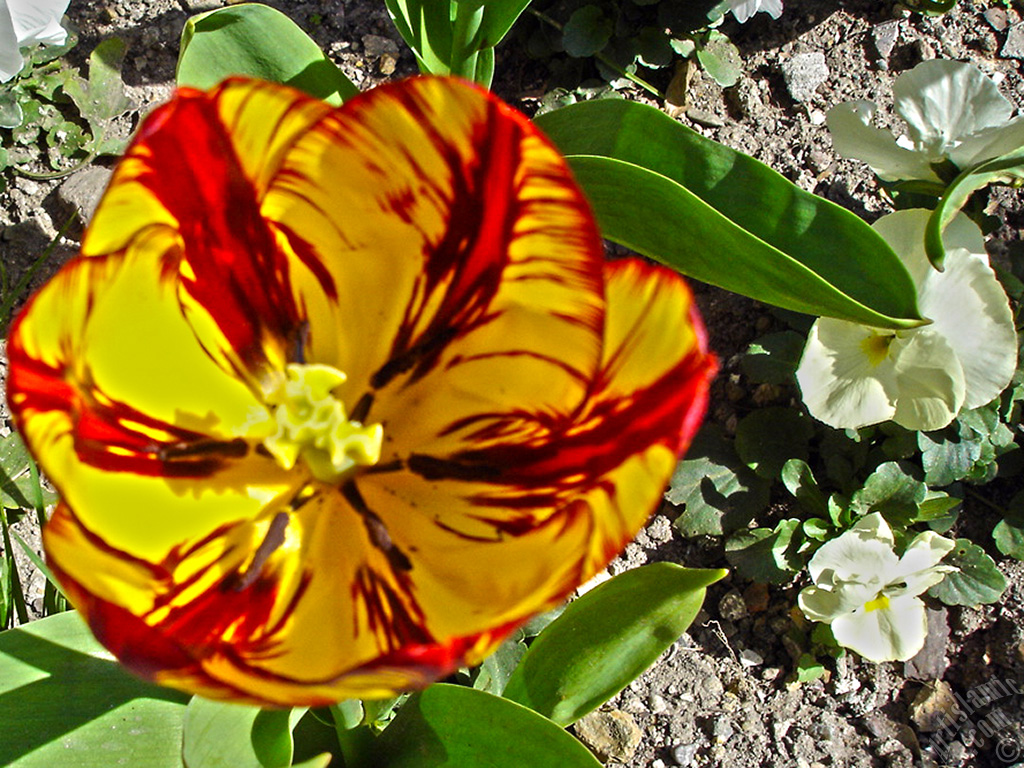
(949, 115, 1024, 170)
(258, 77, 606, 442)
(799, 582, 878, 623)
(891, 531, 956, 596)
(7, 0, 69, 47)
(894, 59, 1014, 158)
(806, 532, 896, 585)
(796, 317, 899, 429)
(889, 327, 964, 430)
(831, 593, 928, 662)
(82, 80, 335, 384)
(826, 101, 938, 182)
(0, 2, 23, 83)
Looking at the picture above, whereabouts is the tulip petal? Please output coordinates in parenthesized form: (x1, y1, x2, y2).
(356, 260, 714, 643)
(258, 77, 607, 439)
(82, 80, 335, 383)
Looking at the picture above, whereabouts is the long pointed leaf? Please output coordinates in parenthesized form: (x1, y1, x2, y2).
(502, 563, 724, 726)
(535, 100, 925, 329)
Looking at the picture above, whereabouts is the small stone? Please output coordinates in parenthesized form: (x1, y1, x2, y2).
(904, 607, 949, 681)
(780, 52, 828, 103)
(719, 590, 748, 621)
(685, 107, 726, 128)
(743, 582, 770, 613)
(909, 681, 958, 733)
(1002, 23, 1024, 59)
(872, 21, 900, 60)
(984, 7, 1009, 32)
(712, 718, 735, 744)
(649, 693, 670, 714)
(574, 710, 643, 763)
(740, 648, 763, 668)
(672, 742, 699, 766)
(362, 34, 400, 74)
(808, 109, 827, 126)
(651, 761, 667, 768)
(57, 167, 113, 229)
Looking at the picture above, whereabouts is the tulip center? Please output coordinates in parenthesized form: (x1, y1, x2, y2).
(262, 363, 382, 483)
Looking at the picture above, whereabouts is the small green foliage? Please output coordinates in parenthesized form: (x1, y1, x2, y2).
(734, 407, 814, 480)
(928, 539, 1006, 605)
(725, 520, 804, 584)
(0, 33, 132, 180)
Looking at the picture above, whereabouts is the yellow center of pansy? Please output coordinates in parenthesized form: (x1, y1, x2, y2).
(863, 594, 890, 612)
(860, 331, 896, 367)
(262, 363, 382, 483)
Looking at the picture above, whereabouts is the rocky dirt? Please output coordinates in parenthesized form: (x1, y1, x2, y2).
(2, 1, 1024, 767)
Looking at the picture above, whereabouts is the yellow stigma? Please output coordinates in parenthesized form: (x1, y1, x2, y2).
(863, 594, 890, 612)
(262, 363, 382, 483)
(860, 332, 895, 367)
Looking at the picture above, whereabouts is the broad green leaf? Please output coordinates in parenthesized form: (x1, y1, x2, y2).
(850, 461, 926, 523)
(741, 330, 804, 385)
(0, 611, 189, 767)
(666, 425, 770, 536)
(374, 684, 602, 767)
(471, 0, 532, 49)
(725, 525, 800, 584)
(735, 407, 814, 480)
(183, 697, 306, 768)
(177, 4, 358, 105)
(925, 147, 1024, 269)
(918, 429, 983, 487)
(0, 91, 24, 129)
(534, 100, 924, 328)
(502, 563, 724, 726)
(562, 6, 613, 58)
(781, 459, 828, 517)
(64, 38, 130, 125)
(993, 519, 1024, 560)
(696, 32, 741, 87)
(473, 634, 527, 695)
(385, 0, 455, 76)
(928, 539, 1006, 606)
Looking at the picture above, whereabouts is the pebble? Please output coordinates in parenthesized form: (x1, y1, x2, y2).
(672, 742, 699, 766)
(1002, 23, 1024, 60)
(904, 607, 949, 681)
(718, 590, 748, 622)
(574, 710, 643, 763)
(909, 681, 958, 733)
(713, 718, 735, 744)
(651, 760, 667, 768)
(57, 166, 113, 228)
(984, 7, 1009, 32)
(808, 109, 827, 126)
(649, 693, 670, 714)
(780, 52, 828, 103)
(739, 648, 764, 668)
(872, 21, 900, 60)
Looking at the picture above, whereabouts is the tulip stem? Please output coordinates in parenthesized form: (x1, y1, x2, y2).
(330, 700, 376, 767)
(450, 1, 485, 81)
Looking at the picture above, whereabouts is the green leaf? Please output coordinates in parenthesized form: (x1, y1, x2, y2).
(926, 147, 1024, 269)
(502, 563, 724, 726)
(666, 425, 770, 536)
(850, 461, 926, 523)
(385, 0, 455, 76)
(562, 6, 613, 58)
(183, 697, 306, 768)
(534, 100, 924, 328)
(64, 38, 131, 125)
(741, 331, 804, 385)
(781, 459, 828, 517)
(696, 32, 741, 87)
(0, 611, 189, 767)
(725, 524, 801, 584)
(734, 407, 814, 480)
(993, 519, 1024, 560)
(928, 539, 1006, 606)
(918, 428, 983, 487)
(795, 653, 825, 682)
(177, 4, 358, 105)
(0, 90, 24, 128)
(0, 431, 57, 510)
(374, 684, 602, 767)
(473, 634, 526, 695)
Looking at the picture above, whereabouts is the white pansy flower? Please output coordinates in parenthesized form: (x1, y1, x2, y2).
(798, 512, 955, 662)
(796, 209, 1017, 431)
(727, 0, 783, 24)
(1, 0, 71, 83)
(827, 59, 1024, 182)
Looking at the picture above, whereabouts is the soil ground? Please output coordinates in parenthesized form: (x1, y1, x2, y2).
(2, 1, 1024, 767)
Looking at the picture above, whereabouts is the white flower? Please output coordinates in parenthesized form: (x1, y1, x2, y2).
(827, 59, 1024, 183)
(1, 0, 70, 83)
(727, 0, 783, 24)
(796, 209, 1017, 431)
(798, 512, 955, 662)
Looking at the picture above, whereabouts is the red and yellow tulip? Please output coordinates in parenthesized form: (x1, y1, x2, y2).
(6, 76, 716, 706)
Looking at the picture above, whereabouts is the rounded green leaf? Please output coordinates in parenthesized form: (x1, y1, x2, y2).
(534, 100, 924, 329)
(177, 4, 358, 105)
(562, 6, 613, 58)
(374, 684, 601, 768)
(928, 539, 1006, 606)
(735, 407, 814, 480)
(0, 611, 189, 767)
(502, 563, 725, 726)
